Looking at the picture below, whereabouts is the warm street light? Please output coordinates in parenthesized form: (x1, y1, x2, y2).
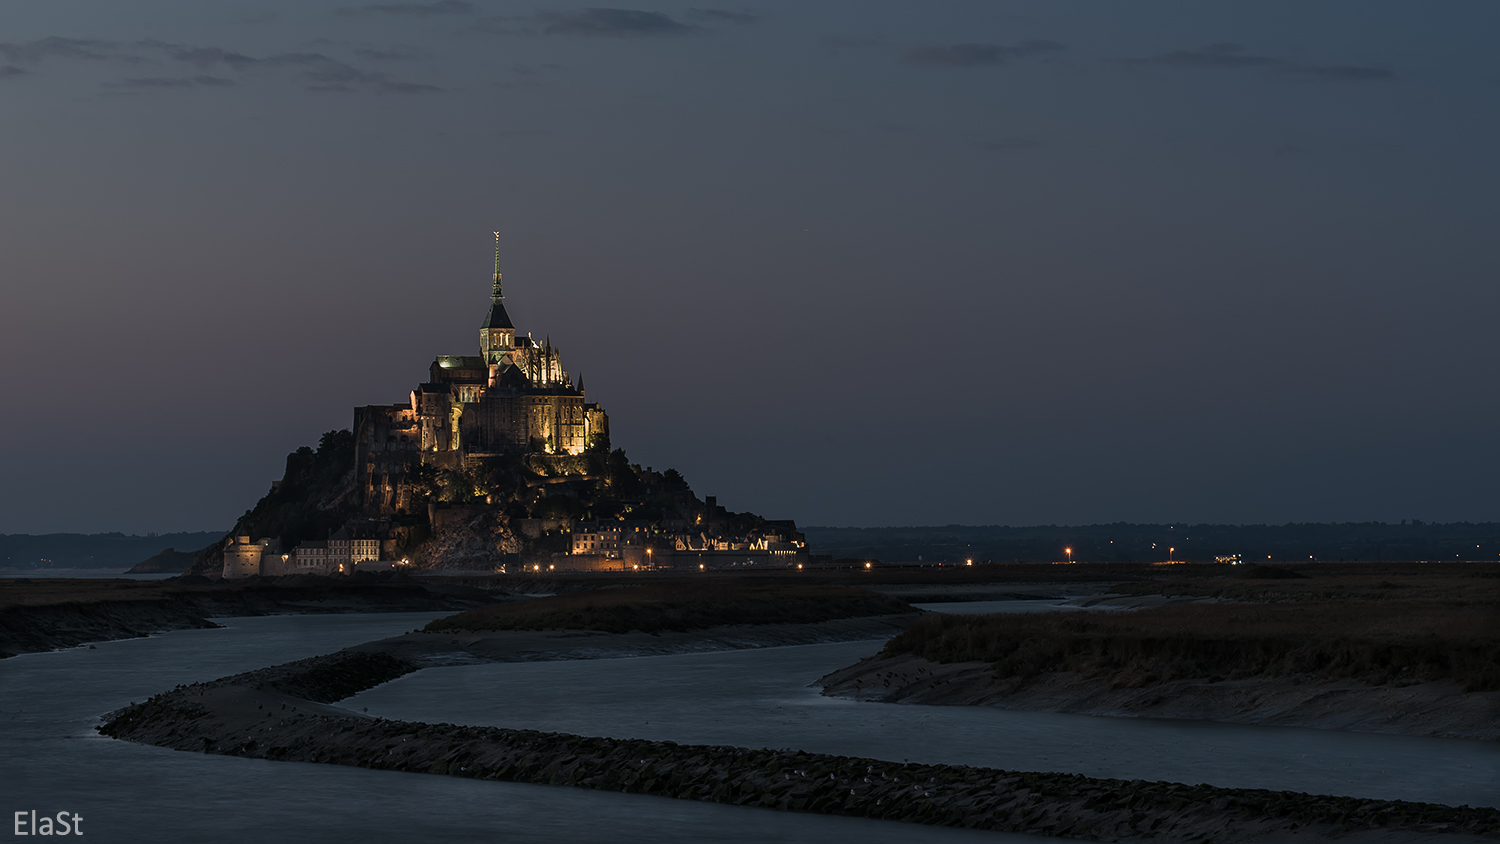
(1064, 547, 1072, 563)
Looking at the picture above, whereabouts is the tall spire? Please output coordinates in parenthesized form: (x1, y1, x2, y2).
(491, 231, 504, 300)
(480, 231, 515, 344)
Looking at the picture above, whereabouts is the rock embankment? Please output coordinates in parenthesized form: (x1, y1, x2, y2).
(101, 650, 1500, 843)
(0, 578, 500, 658)
(818, 653, 1500, 741)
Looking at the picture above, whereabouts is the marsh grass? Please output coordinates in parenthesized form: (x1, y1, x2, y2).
(883, 600, 1500, 691)
(425, 582, 912, 635)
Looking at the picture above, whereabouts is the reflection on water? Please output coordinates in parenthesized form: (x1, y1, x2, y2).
(0, 613, 1036, 844)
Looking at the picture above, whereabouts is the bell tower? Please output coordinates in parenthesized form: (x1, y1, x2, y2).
(480, 231, 516, 364)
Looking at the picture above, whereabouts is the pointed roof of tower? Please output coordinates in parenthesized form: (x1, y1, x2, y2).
(482, 300, 515, 330)
(482, 231, 515, 330)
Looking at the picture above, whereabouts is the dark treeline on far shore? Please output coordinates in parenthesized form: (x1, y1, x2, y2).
(0, 532, 224, 571)
(802, 522, 1500, 564)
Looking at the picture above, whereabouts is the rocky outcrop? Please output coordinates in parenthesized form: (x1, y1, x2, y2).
(126, 547, 199, 574)
(415, 510, 520, 571)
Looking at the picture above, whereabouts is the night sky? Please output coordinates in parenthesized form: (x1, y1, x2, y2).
(3, 1, 1498, 534)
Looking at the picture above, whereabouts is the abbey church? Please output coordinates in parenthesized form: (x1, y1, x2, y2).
(354, 248, 608, 514)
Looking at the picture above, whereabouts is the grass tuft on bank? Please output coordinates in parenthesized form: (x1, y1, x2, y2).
(424, 581, 913, 635)
(882, 601, 1500, 692)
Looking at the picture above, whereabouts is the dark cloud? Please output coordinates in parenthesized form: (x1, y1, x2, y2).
(821, 36, 891, 50)
(297, 58, 438, 91)
(138, 41, 440, 93)
(153, 43, 261, 68)
(1287, 64, 1393, 81)
(0, 65, 25, 78)
(0, 36, 123, 64)
(1133, 43, 1279, 69)
(1010, 39, 1065, 58)
(336, 1, 474, 16)
(297, 58, 441, 92)
(686, 9, 760, 25)
(353, 46, 424, 61)
(904, 40, 1063, 68)
(309, 78, 441, 93)
(1128, 44, 1395, 82)
(905, 43, 1005, 67)
(377, 80, 443, 93)
(472, 16, 524, 34)
(103, 75, 239, 89)
(536, 8, 695, 36)
(980, 137, 1045, 151)
(261, 52, 342, 67)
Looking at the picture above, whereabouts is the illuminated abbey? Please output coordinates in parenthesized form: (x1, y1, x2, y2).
(354, 240, 608, 514)
(212, 235, 806, 579)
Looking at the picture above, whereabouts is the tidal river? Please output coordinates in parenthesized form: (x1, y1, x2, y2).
(347, 599, 1500, 809)
(0, 612, 1033, 844)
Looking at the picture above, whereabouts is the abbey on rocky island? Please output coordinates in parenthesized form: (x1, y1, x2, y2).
(213, 239, 806, 579)
(354, 247, 608, 515)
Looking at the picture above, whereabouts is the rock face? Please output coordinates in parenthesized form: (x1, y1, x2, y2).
(126, 548, 198, 574)
(416, 510, 520, 571)
(100, 648, 1500, 844)
(818, 653, 1500, 742)
(185, 434, 359, 578)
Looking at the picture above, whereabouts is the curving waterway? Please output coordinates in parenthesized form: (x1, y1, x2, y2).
(348, 599, 1500, 809)
(0, 612, 1032, 843)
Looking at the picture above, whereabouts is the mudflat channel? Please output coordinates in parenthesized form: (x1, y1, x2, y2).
(88, 593, 1500, 842)
(350, 632, 1500, 808)
(4, 612, 1026, 844)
